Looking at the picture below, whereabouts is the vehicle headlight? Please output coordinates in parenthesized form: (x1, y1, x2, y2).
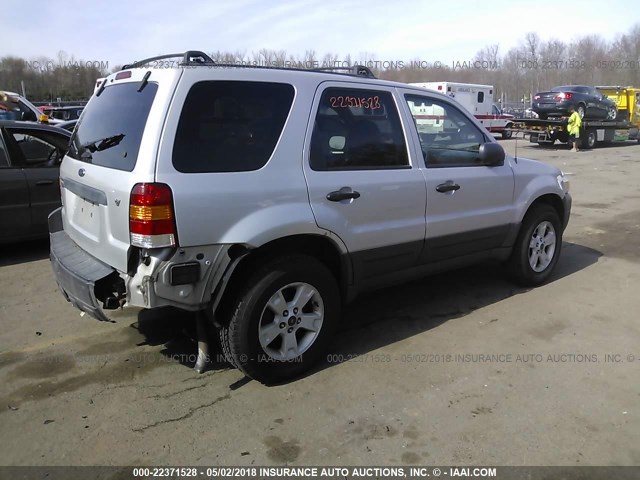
(557, 172, 570, 193)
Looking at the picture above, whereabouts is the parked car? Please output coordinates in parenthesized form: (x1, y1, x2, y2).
(0, 91, 62, 124)
(532, 85, 617, 120)
(0, 121, 70, 244)
(47, 106, 84, 121)
(49, 51, 571, 384)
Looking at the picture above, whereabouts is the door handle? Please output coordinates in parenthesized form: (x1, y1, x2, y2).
(35, 180, 54, 186)
(436, 181, 460, 193)
(327, 187, 361, 202)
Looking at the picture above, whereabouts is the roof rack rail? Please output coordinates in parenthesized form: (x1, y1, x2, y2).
(121, 51, 376, 79)
(311, 65, 376, 79)
(122, 51, 215, 70)
(200, 62, 377, 79)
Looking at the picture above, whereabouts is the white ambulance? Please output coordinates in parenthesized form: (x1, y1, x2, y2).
(409, 82, 514, 139)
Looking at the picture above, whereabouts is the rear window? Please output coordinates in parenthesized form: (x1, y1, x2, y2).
(554, 86, 586, 93)
(50, 109, 82, 120)
(172, 81, 294, 173)
(69, 82, 158, 171)
(310, 87, 408, 170)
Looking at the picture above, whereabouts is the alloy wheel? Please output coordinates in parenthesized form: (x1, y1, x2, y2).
(528, 221, 556, 273)
(258, 282, 324, 360)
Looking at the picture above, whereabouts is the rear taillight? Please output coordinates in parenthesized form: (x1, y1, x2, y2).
(555, 92, 573, 100)
(534, 95, 540, 100)
(129, 183, 177, 248)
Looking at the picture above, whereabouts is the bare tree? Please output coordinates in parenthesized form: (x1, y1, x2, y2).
(3, 23, 640, 103)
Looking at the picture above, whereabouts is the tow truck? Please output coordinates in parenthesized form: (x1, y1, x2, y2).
(509, 86, 640, 149)
(510, 86, 640, 149)
(509, 118, 635, 149)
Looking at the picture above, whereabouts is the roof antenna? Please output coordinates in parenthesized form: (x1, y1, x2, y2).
(514, 128, 518, 163)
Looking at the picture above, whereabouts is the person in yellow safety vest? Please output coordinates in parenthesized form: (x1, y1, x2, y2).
(567, 105, 582, 152)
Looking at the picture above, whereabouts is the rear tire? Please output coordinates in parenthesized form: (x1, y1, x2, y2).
(606, 105, 617, 121)
(581, 129, 596, 149)
(218, 254, 340, 384)
(577, 104, 586, 119)
(508, 205, 562, 286)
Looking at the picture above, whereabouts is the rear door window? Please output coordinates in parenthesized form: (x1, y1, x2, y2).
(5, 129, 69, 167)
(309, 87, 408, 170)
(69, 82, 158, 171)
(172, 81, 294, 173)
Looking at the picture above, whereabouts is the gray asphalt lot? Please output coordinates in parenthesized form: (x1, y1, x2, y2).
(1, 138, 639, 466)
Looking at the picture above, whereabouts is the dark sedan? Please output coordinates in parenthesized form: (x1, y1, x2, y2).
(532, 85, 617, 120)
(0, 121, 71, 244)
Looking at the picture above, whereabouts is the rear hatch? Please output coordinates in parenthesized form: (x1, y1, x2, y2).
(60, 68, 181, 273)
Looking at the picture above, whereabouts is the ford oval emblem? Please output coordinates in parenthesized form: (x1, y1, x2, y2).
(78, 168, 85, 177)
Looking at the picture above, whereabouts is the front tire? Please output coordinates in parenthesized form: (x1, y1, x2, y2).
(606, 105, 617, 120)
(218, 254, 340, 384)
(508, 205, 562, 286)
(502, 127, 513, 139)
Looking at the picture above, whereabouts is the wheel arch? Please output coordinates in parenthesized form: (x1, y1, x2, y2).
(214, 234, 351, 322)
(524, 193, 566, 226)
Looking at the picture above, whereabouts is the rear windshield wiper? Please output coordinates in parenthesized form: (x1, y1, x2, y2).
(138, 71, 152, 92)
(81, 133, 126, 153)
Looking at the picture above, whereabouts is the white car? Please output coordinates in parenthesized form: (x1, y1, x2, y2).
(0, 91, 62, 124)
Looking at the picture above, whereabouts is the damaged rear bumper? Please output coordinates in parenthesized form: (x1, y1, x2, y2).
(49, 208, 117, 321)
(49, 208, 247, 321)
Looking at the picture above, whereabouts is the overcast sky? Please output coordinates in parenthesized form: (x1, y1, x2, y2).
(3, 0, 638, 67)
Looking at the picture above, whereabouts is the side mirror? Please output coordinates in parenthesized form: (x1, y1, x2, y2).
(479, 142, 505, 166)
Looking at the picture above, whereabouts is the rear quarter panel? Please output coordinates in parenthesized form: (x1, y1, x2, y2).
(155, 69, 336, 250)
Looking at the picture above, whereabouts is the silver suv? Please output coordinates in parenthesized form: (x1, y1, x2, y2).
(49, 51, 571, 383)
